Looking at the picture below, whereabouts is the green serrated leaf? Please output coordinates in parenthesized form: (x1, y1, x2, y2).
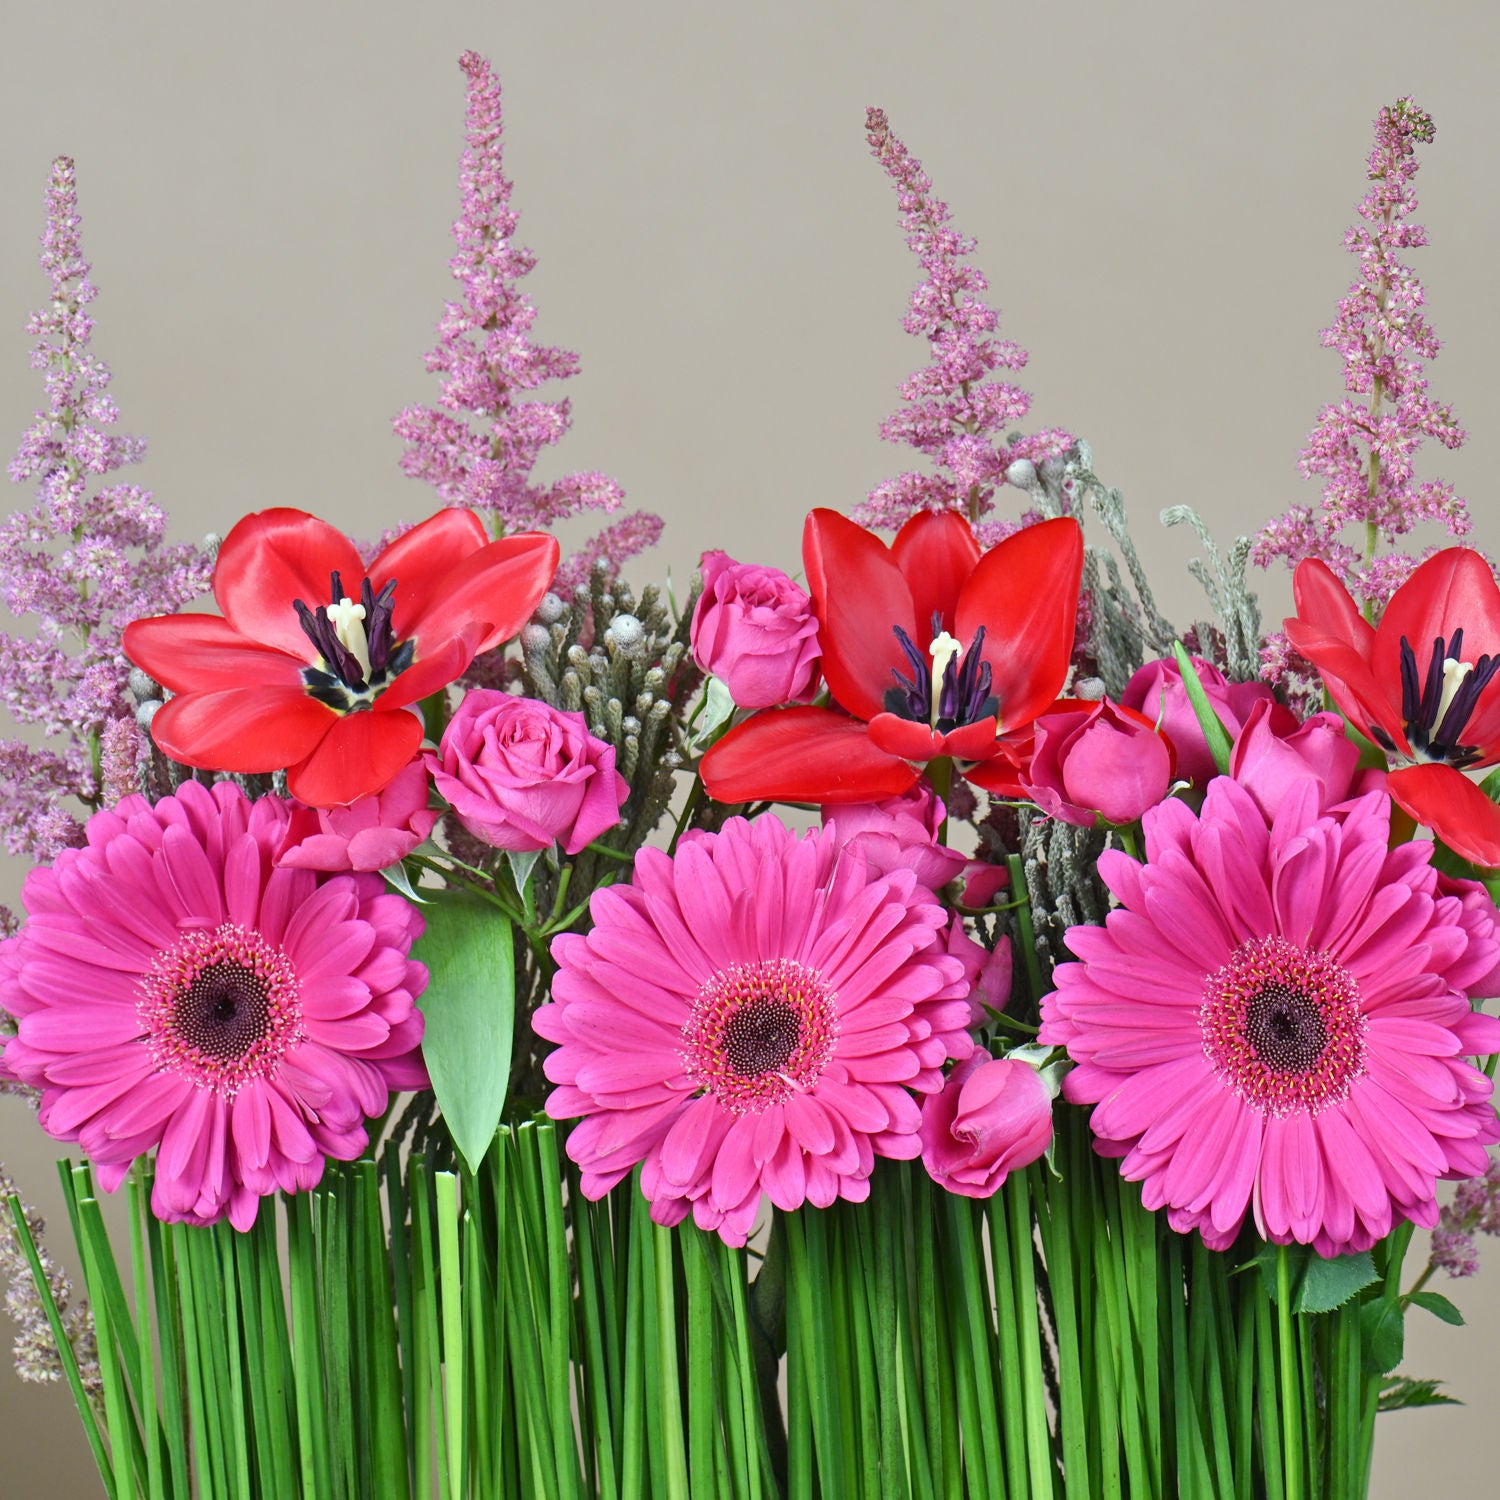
(1249, 1237, 1313, 1304)
(1359, 1297, 1406, 1375)
(412, 889, 515, 1173)
(1170, 641, 1234, 775)
(1292, 1249, 1378, 1314)
(1378, 1375, 1462, 1412)
(1408, 1290, 1465, 1326)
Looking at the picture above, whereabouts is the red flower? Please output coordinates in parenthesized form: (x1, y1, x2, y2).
(124, 507, 558, 808)
(1285, 548, 1500, 867)
(700, 508, 1083, 803)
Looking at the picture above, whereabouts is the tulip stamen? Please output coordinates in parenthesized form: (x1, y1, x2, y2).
(295, 571, 415, 712)
(1395, 632, 1500, 768)
(886, 618, 998, 732)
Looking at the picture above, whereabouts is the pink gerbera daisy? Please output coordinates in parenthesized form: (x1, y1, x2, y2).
(533, 814, 977, 1245)
(1040, 777, 1500, 1256)
(0, 780, 428, 1230)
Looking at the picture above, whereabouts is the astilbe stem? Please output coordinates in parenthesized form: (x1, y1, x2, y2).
(1, 157, 210, 859)
(1254, 99, 1477, 642)
(854, 108, 1071, 546)
(394, 52, 661, 591)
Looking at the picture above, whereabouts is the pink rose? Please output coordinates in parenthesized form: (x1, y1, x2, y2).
(1122, 655, 1274, 785)
(425, 691, 628, 855)
(819, 784, 967, 890)
(1436, 872, 1500, 1000)
(1228, 699, 1371, 821)
(1022, 696, 1174, 827)
(275, 758, 439, 872)
(690, 551, 820, 708)
(920, 1050, 1054, 1198)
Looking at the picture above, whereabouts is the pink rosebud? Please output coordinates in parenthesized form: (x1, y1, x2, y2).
(1122, 655, 1274, 786)
(275, 758, 439, 872)
(959, 860, 1009, 909)
(1436, 872, 1500, 1000)
(425, 691, 628, 855)
(1022, 697, 1174, 827)
(1228, 699, 1369, 821)
(819, 784, 968, 890)
(920, 1050, 1053, 1198)
(690, 551, 820, 708)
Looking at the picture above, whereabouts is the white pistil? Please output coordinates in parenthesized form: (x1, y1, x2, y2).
(928, 631, 963, 726)
(325, 596, 372, 680)
(1435, 656, 1475, 732)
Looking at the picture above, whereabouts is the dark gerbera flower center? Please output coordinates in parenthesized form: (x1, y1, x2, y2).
(682, 959, 838, 1114)
(139, 924, 303, 1096)
(1200, 937, 1366, 1116)
(294, 571, 416, 712)
(884, 613, 998, 732)
(1371, 629, 1500, 768)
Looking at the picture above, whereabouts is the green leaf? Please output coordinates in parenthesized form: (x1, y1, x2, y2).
(1170, 641, 1234, 775)
(1359, 1298, 1406, 1375)
(1293, 1250, 1378, 1314)
(412, 889, 515, 1172)
(1378, 1375, 1461, 1412)
(382, 856, 430, 904)
(1408, 1290, 1465, 1326)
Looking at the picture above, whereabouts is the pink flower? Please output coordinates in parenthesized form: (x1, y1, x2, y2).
(690, 551, 820, 708)
(533, 815, 976, 1245)
(276, 758, 439, 872)
(1228, 699, 1371, 821)
(920, 1050, 1053, 1198)
(425, 690, 628, 855)
(1021, 696, 1174, 827)
(0, 781, 428, 1230)
(959, 862, 1009, 909)
(819, 784, 967, 890)
(1041, 777, 1500, 1255)
(1121, 655, 1274, 786)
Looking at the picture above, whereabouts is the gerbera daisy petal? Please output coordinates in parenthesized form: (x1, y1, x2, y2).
(0, 784, 427, 1229)
(539, 814, 972, 1241)
(1041, 776, 1500, 1251)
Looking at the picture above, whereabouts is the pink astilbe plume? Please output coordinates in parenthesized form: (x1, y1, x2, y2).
(1254, 99, 1479, 637)
(854, 109, 1071, 547)
(394, 52, 661, 583)
(2, 157, 210, 859)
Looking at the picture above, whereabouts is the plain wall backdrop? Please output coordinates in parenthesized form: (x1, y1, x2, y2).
(1, 2, 1497, 1493)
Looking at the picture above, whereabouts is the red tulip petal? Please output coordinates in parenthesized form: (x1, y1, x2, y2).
(287, 710, 425, 809)
(803, 508, 918, 724)
(149, 688, 336, 772)
(940, 717, 1003, 762)
(1388, 763, 1500, 869)
(966, 750, 1029, 797)
(1291, 559, 1375, 653)
(124, 616, 307, 692)
(367, 509, 491, 630)
(867, 713, 944, 761)
(404, 531, 560, 657)
(1281, 619, 1408, 753)
(1376, 547, 1500, 671)
(212, 509, 365, 657)
(378, 626, 486, 710)
(891, 509, 981, 640)
(956, 518, 1083, 732)
(700, 707, 921, 804)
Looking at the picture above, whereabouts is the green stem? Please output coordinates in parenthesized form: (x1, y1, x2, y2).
(1276, 1244, 1304, 1500)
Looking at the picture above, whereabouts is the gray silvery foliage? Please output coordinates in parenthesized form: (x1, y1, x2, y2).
(1010, 439, 1262, 696)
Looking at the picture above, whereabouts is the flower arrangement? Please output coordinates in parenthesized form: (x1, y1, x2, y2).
(1, 53, 1498, 1500)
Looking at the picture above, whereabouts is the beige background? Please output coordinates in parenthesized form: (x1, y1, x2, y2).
(2, 1, 1498, 1492)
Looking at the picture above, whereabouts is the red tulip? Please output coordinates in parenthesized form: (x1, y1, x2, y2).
(1284, 548, 1500, 867)
(124, 507, 559, 808)
(700, 508, 1084, 803)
